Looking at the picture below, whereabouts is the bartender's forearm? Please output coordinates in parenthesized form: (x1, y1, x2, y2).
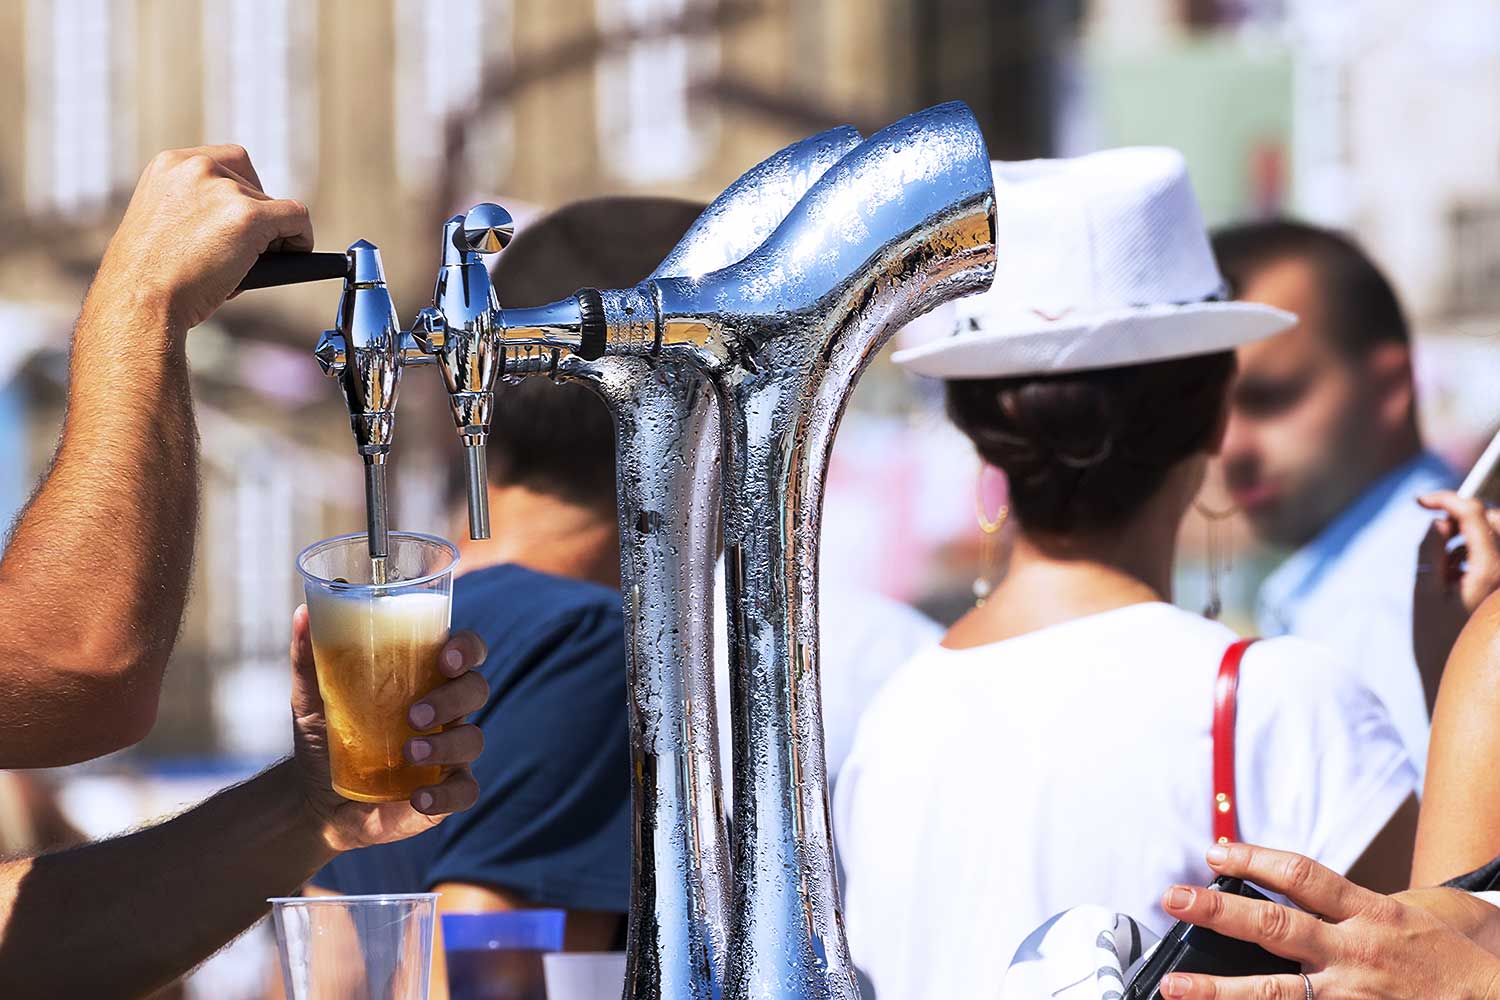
(0, 146, 312, 768)
(0, 760, 334, 998)
(0, 282, 198, 766)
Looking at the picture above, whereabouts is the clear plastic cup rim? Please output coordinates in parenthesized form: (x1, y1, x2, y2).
(268, 892, 440, 906)
(295, 531, 460, 590)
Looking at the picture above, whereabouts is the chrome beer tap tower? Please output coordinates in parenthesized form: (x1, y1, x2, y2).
(247, 100, 997, 1000)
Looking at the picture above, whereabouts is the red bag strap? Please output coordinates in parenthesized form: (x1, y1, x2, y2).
(1213, 638, 1258, 845)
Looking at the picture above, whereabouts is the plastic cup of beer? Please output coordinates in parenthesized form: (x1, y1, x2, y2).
(270, 893, 437, 1000)
(297, 531, 459, 803)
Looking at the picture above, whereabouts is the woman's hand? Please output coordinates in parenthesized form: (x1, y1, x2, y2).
(1413, 491, 1500, 709)
(1155, 843, 1500, 999)
(285, 605, 489, 854)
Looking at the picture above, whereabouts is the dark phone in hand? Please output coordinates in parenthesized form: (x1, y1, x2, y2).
(1123, 876, 1301, 999)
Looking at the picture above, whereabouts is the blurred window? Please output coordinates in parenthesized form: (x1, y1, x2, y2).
(394, 0, 515, 192)
(201, 0, 317, 198)
(1450, 202, 1500, 317)
(24, 0, 134, 217)
(595, 0, 719, 184)
(790, 1, 829, 97)
(1290, 21, 1354, 227)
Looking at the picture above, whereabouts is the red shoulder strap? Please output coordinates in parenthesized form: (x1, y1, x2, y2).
(1213, 638, 1258, 845)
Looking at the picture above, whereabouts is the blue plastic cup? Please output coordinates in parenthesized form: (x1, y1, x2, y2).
(441, 910, 567, 1000)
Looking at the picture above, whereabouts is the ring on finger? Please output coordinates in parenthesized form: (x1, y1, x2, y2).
(1300, 972, 1314, 1000)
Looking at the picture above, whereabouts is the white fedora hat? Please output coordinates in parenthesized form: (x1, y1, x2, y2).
(893, 147, 1295, 379)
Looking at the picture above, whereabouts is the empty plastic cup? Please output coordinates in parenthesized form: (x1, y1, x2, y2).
(441, 910, 566, 1000)
(541, 952, 627, 1000)
(271, 893, 438, 1000)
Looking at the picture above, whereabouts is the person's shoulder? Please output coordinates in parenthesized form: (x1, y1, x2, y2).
(1044, 601, 1236, 656)
(1333, 460, 1455, 580)
(454, 564, 621, 629)
(864, 592, 942, 640)
(840, 651, 928, 773)
(821, 582, 941, 639)
(1239, 634, 1392, 724)
(1065, 604, 1326, 686)
(1244, 634, 1352, 680)
(817, 582, 943, 682)
(1449, 590, 1500, 687)
(848, 642, 958, 731)
(451, 564, 623, 684)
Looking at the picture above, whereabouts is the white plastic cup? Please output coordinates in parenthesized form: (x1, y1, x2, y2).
(541, 952, 627, 1000)
(270, 893, 438, 1000)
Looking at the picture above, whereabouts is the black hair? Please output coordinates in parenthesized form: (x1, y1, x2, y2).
(1211, 219, 1409, 355)
(945, 352, 1236, 536)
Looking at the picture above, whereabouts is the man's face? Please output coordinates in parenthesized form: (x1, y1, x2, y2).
(1220, 258, 1393, 549)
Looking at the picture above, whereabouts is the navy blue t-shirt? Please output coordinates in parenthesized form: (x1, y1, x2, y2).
(310, 563, 631, 912)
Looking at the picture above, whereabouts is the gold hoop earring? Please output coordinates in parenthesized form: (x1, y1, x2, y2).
(974, 468, 1010, 607)
(1195, 500, 1238, 620)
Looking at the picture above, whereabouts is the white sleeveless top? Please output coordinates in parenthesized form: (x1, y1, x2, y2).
(834, 602, 1416, 1000)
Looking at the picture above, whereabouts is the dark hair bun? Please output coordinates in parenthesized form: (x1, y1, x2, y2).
(946, 352, 1235, 535)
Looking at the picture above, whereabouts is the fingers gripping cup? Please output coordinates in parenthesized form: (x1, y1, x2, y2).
(298, 532, 459, 802)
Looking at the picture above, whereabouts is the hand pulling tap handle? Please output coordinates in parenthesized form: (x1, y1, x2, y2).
(236, 251, 350, 292)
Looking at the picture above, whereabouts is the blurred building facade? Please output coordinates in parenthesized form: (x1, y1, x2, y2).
(0, 0, 1075, 321)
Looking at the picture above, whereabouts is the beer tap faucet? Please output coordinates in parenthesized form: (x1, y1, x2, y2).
(310, 240, 427, 563)
(411, 204, 513, 541)
(244, 206, 513, 564)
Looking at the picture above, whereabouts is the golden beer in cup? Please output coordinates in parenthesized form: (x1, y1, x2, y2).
(297, 532, 459, 802)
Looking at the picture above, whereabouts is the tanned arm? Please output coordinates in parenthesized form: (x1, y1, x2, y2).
(0, 145, 312, 765)
(1416, 592, 1500, 886)
(0, 761, 334, 996)
(0, 610, 487, 997)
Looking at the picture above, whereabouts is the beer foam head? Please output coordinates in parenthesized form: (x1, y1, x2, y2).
(306, 589, 450, 647)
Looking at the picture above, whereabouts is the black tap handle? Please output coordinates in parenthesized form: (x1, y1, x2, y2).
(236, 251, 349, 292)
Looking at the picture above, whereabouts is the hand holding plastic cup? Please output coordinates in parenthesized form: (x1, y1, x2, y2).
(297, 532, 459, 802)
(271, 894, 437, 1000)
